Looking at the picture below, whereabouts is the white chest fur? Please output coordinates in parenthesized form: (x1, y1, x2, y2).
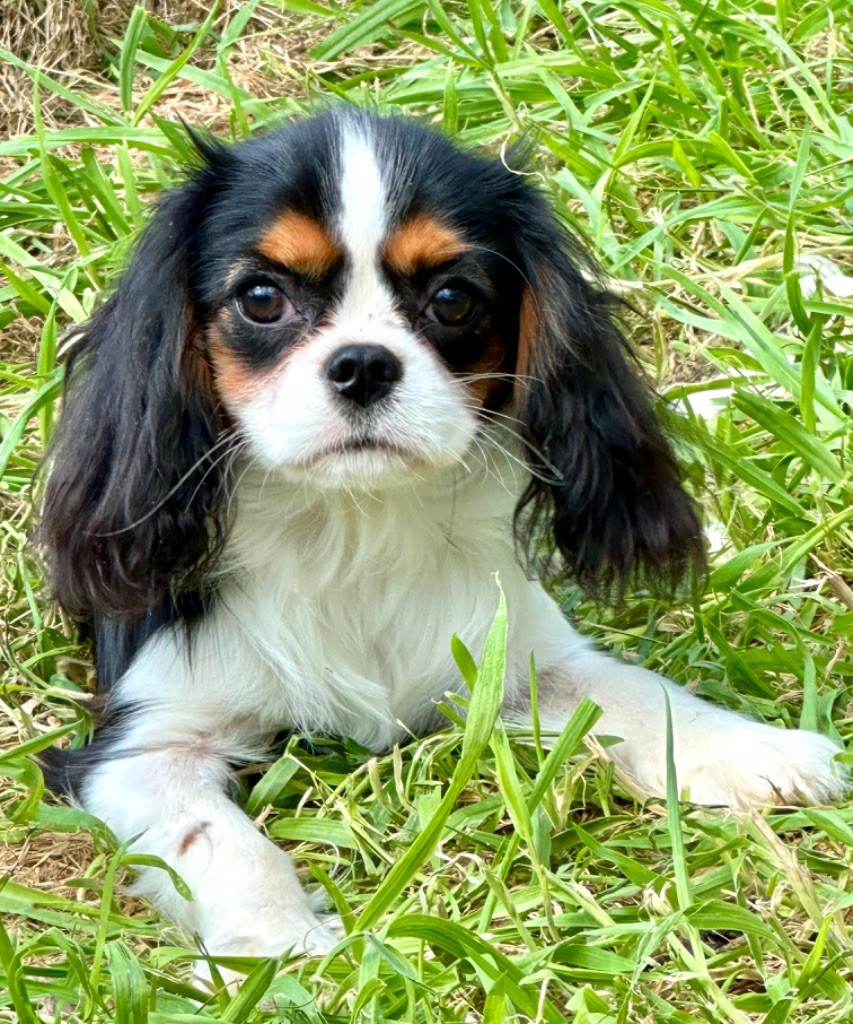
(213, 458, 571, 747)
(115, 454, 577, 751)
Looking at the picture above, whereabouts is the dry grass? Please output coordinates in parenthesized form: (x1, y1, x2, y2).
(3, 0, 136, 137)
(0, 831, 96, 900)
(1, 0, 325, 141)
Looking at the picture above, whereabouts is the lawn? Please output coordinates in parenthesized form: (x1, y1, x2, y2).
(1, 0, 852, 1021)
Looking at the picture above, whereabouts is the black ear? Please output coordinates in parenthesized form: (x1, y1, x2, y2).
(511, 193, 705, 600)
(38, 180, 227, 619)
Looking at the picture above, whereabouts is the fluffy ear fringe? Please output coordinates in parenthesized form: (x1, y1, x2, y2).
(36, 180, 229, 620)
(511, 197, 706, 602)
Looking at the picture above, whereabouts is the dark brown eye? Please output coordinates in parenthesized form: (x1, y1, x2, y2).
(237, 282, 293, 324)
(427, 284, 478, 326)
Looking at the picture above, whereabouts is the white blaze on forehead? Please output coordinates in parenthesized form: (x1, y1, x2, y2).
(339, 124, 386, 253)
(337, 123, 394, 320)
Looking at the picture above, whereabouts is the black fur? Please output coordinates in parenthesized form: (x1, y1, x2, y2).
(37, 183, 227, 621)
(508, 189, 705, 599)
(37, 698, 140, 796)
(92, 590, 208, 693)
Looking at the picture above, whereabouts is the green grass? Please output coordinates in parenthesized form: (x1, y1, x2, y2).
(1, 0, 852, 1020)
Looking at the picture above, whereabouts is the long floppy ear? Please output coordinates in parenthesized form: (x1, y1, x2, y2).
(512, 194, 705, 600)
(38, 179, 227, 619)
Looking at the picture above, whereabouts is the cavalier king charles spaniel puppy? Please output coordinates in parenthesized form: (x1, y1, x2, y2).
(39, 109, 844, 970)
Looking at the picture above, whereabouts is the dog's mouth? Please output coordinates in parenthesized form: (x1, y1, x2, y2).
(339, 437, 403, 455)
(307, 436, 413, 466)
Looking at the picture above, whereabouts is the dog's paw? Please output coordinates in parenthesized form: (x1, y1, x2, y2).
(677, 723, 847, 809)
(193, 909, 344, 991)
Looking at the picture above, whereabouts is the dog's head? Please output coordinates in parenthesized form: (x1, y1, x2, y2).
(39, 109, 704, 617)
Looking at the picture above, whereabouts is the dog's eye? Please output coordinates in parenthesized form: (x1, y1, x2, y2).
(237, 282, 294, 325)
(427, 284, 479, 326)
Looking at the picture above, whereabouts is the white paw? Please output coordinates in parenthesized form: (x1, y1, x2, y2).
(193, 909, 344, 991)
(676, 724, 847, 809)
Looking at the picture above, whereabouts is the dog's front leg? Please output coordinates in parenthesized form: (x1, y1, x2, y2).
(82, 725, 339, 963)
(74, 632, 340, 981)
(527, 645, 845, 808)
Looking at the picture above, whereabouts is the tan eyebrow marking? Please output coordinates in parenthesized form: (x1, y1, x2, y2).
(256, 211, 341, 277)
(383, 215, 468, 276)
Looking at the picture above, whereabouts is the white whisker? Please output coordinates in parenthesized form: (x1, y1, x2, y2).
(91, 432, 241, 538)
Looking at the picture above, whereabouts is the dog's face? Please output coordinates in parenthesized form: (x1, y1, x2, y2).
(194, 116, 523, 487)
(40, 110, 704, 617)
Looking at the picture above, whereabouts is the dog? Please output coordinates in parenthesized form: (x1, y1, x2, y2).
(38, 109, 844, 971)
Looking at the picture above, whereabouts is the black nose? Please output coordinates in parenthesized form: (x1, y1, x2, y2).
(325, 344, 403, 408)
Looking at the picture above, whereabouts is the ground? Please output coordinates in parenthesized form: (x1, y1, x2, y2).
(1, 1, 852, 1021)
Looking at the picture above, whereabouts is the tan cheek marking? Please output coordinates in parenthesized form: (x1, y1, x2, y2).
(383, 215, 468, 276)
(256, 211, 341, 277)
(178, 821, 211, 856)
(207, 324, 287, 408)
(517, 287, 536, 382)
(208, 332, 260, 406)
(465, 332, 513, 408)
